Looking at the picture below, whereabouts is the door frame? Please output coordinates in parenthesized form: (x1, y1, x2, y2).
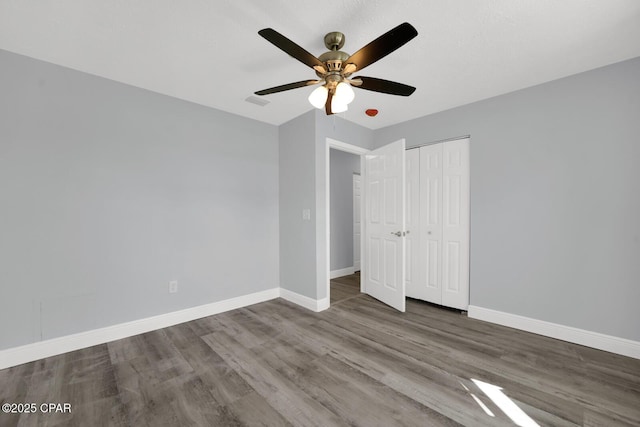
(325, 138, 370, 304)
(353, 173, 361, 271)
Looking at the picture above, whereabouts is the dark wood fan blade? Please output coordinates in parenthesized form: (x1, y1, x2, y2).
(355, 76, 416, 96)
(255, 80, 318, 96)
(345, 22, 417, 72)
(259, 28, 326, 72)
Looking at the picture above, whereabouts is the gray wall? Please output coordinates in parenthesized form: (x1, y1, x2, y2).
(279, 110, 373, 300)
(375, 57, 640, 341)
(278, 110, 317, 298)
(330, 149, 360, 271)
(0, 50, 279, 350)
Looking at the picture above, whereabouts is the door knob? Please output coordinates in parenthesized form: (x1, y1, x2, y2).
(391, 231, 402, 237)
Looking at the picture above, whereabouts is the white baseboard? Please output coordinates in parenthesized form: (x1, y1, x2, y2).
(468, 305, 640, 360)
(317, 297, 330, 312)
(280, 288, 330, 312)
(330, 266, 355, 279)
(0, 288, 280, 370)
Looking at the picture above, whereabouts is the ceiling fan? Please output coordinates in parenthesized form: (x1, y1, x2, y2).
(254, 22, 418, 115)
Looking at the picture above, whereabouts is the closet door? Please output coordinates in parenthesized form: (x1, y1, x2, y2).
(419, 143, 444, 304)
(405, 149, 422, 299)
(441, 138, 470, 309)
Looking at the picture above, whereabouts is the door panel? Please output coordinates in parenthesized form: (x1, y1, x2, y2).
(419, 143, 443, 304)
(368, 237, 381, 283)
(364, 139, 406, 312)
(445, 241, 460, 292)
(384, 177, 398, 224)
(441, 138, 470, 309)
(384, 239, 398, 289)
(426, 240, 439, 289)
(370, 180, 380, 223)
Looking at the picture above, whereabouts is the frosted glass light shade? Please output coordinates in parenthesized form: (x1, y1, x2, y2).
(331, 98, 348, 113)
(308, 86, 328, 109)
(334, 82, 355, 104)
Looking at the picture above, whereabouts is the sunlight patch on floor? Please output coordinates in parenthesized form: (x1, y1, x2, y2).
(459, 381, 495, 417)
(471, 378, 540, 427)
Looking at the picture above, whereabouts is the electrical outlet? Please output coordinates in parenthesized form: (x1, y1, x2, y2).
(169, 280, 178, 293)
(302, 209, 311, 220)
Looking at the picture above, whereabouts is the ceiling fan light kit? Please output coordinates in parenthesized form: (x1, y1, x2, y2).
(308, 85, 328, 109)
(309, 81, 354, 112)
(330, 97, 348, 113)
(335, 82, 355, 104)
(255, 23, 418, 115)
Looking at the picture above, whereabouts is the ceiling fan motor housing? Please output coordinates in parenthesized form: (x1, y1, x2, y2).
(316, 31, 351, 78)
(317, 50, 350, 76)
(324, 31, 345, 50)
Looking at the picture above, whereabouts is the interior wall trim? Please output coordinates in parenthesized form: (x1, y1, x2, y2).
(0, 288, 280, 370)
(280, 288, 330, 312)
(468, 305, 640, 360)
(406, 134, 471, 150)
(330, 267, 355, 279)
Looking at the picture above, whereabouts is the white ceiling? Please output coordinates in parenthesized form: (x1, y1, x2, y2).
(1, 1, 640, 129)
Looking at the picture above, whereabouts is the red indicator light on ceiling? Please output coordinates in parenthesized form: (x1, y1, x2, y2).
(365, 109, 378, 117)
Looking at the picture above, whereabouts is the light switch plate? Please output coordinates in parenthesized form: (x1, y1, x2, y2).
(169, 280, 178, 293)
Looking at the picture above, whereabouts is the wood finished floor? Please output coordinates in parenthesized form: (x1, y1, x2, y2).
(1, 273, 639, 427)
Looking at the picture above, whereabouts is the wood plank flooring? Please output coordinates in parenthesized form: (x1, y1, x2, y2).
(1, 273, 639, 426)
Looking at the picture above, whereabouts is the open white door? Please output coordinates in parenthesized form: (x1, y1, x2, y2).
(363, 139, 406, 312)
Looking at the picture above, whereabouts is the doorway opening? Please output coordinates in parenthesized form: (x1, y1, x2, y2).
(325, 138, 369, 306)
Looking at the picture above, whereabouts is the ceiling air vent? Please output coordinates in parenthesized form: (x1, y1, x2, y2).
(245, 96, 270, 107)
